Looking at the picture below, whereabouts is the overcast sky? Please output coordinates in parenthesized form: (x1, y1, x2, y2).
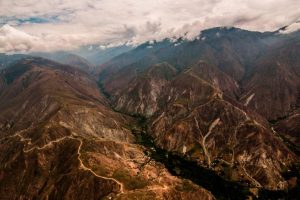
(0, 0, 300, 53)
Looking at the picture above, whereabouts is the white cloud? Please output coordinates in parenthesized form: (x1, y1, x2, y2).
(279, 22, 300, 34)
(0, 24, 103, 53)
(0, 0, 300, 53)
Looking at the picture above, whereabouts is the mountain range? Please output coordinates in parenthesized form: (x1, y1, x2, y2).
(0, 23, 300, 199)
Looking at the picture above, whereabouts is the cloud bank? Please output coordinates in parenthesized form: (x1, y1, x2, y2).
(280, 22, 300, 34)
(0, 0, 300, 53)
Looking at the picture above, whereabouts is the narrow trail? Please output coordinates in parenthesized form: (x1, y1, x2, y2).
(241, 165, 262, 188)
(2, 117, 262, 199)
(16, 133, 32, 144)
(23, 136, 70, 152)
(74, 137, 125, 194)
(221, 98, 269, 132)
(217, 158, 232, 166)
(0, 128, 32, 143)
(9, 132, 125, 195)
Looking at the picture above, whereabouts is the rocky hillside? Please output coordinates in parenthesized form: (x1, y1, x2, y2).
(97, 26, 300, 197)
(0, 58, 214, 200)
(149, 64, 297, 190)
(113, 62, 177, 116)
(99, 27, 300, 121)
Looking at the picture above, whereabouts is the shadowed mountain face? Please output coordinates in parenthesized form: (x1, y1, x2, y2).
(239, 31, 300, 116)
(0, 58, 215, 200)
(275, 111, 300, 150)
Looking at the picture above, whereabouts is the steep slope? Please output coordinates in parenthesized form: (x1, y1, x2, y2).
(149, 66, 297, 190)
(112, 62, 177, 116)
(188, 61, 240, 98)
(0, 53, 29, 70)
(0, 58, 214, 200)
(101, 55, 299, 191)
(94, 26, 300, 197)
(241, 35, 300, 120)
(99, 27, 275, 91)
(98, 40, 170, 80)
(54, 53, 96, 72)
(99, 26, 300, 122)
(110, 60, 240, 116)
(274, 109, 300, 150)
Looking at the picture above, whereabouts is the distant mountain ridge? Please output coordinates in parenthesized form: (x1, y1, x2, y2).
(98, 26, 300, 120)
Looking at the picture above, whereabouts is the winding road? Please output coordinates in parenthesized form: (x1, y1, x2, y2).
(10, 132, 125, 194)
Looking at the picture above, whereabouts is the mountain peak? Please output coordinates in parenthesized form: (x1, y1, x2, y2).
(0, 24, 30, 37)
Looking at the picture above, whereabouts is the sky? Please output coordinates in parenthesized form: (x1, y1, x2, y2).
(0, 0, 300, 53)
